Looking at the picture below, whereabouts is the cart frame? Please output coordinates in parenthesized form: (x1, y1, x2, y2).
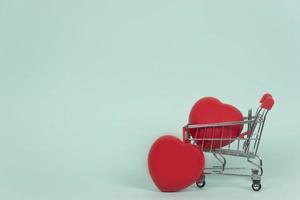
(183, 94, 274, 191)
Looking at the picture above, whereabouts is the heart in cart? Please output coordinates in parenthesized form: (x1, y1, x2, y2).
(188, 97, 244, 150)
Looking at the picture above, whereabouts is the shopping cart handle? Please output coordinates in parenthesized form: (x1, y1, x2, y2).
(260, 94, 274, 110)
(260, 93, 272, 103)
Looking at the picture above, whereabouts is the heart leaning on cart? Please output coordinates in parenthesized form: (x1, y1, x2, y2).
(147, 94, 275, 192)
(148, 135, 205, 192)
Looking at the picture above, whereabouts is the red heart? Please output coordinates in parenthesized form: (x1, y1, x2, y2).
(189, 97, 243, 150)
(148, 135, 205, 192)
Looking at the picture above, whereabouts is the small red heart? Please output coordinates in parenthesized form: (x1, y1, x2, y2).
(189, 97, 243, 150)
(148, 135, 205, 192)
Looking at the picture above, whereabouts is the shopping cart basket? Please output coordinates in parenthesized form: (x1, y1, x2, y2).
(183, 94, 275, 191)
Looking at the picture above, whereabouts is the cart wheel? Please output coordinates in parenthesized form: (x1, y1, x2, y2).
(196, 175, 206, 188)
(196, 180, 206, 188)
(252, 183, 261, 191)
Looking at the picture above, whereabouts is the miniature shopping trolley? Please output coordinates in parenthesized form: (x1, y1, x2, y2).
(183, 94, 275, 191)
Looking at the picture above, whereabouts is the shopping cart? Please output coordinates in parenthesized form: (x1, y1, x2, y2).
(183, 94, 275, 191)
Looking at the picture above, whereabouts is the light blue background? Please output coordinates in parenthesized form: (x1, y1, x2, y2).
(0, 0, 299, 199)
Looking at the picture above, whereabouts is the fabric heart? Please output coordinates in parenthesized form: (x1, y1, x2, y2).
(148, 135, 205, 192)
(189, 97, 243, 150)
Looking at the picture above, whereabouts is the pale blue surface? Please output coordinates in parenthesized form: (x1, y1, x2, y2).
(0, 0, 299, 199)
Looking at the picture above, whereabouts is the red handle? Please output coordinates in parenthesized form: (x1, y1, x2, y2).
(260, 93, 274, 110)
(260, 93, 272, 103)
